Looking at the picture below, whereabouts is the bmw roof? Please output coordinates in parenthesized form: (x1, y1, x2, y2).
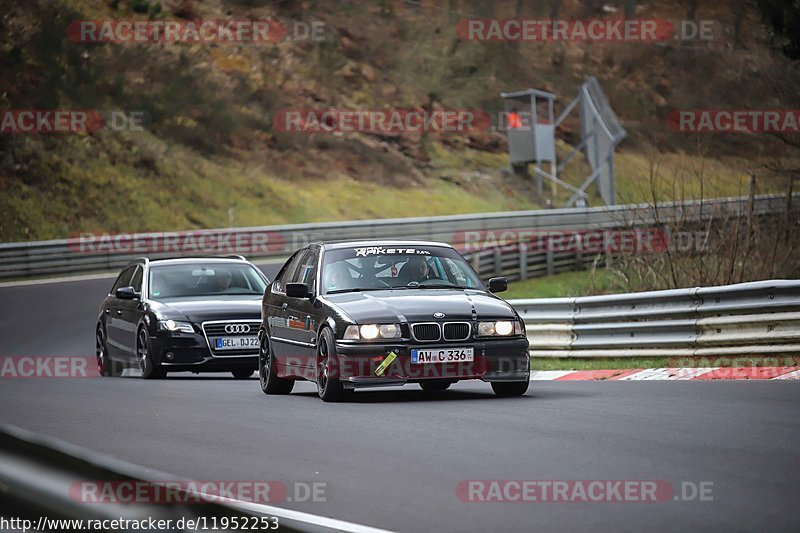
(318, 240, 452, 250)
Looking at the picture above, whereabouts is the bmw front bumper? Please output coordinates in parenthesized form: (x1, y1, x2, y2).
(333, 337, 530, 387)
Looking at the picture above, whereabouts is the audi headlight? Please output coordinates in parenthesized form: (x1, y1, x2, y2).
(477, 320, 516, 337)
(157, 320, 194, 333)
(343, 324, 401, 340)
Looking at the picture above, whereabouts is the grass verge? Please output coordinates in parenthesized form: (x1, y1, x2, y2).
(530, 358, 668, 371)
(503, 269, 618, 299)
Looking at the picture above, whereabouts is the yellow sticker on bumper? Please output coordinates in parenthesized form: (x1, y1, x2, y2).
(375, 351, 398, 376)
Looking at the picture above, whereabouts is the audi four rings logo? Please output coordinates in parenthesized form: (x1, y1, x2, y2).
(225, 324, 251, 334)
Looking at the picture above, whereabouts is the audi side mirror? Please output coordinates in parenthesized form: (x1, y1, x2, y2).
(488, 277, 508, 294)
(116, 286, 139, 300)
(286, 282, 312, 299)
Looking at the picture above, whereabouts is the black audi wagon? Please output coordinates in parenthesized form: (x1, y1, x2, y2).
(96, 256, 268, 379)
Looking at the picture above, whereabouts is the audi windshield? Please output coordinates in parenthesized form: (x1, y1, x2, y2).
(148, 263, 267, 299)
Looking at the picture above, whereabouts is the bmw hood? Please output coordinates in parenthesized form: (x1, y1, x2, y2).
(149, 297, 261, 324)
(322, 289, 517, 324)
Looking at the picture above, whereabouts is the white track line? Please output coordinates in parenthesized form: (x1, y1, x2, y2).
(618, 368, 719, 380)
(0, 272, 117, 288)
(221, 496, 396, 533)
(529, 370, 576, 381)
(774, 369, 800, 380)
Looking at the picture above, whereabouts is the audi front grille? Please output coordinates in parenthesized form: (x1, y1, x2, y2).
(201, 320, 261, 356)
(202, 322, 259, 337)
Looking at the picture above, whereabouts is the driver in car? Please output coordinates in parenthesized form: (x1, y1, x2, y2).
(211, 270, 233, 292)
(401, 256, 430, 284)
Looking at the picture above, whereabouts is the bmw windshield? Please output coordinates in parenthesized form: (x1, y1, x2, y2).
(322, 246, 485, 294)
(148, 263, 267, 300)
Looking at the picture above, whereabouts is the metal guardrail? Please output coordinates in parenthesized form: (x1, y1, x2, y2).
(509, 280, 800, 358)
(0, 193, 793, 279)
(0, 424, 327, 532)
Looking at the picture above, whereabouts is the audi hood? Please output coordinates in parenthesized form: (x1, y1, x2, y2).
(148, 297, 262, 323)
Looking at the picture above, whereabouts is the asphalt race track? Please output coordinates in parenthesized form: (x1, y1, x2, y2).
(1, 270, 799, 532)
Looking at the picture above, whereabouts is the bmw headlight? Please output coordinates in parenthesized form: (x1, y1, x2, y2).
(157, 320, 194, 333)
(343, 324, 402, 340)
(477, 320, 521, 337)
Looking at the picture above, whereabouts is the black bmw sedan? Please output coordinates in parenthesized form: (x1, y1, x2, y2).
(258, 241, 530, 401)
(96, 256, 268, 379)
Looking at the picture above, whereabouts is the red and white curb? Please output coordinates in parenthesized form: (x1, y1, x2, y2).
(530, 367, 800, 381)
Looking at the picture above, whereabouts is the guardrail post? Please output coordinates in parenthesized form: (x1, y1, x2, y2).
(519, 243, 528, 281)
(494, 248, 503, 278)
(546, 248, 554, 276)
(24, 244, 31, 277)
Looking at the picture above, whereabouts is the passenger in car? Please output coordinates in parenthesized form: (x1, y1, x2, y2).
(325, 262, 353, 291)
(150, 273, 167, 297)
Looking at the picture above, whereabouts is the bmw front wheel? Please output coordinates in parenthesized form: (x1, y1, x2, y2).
(259, 334, 294, 394)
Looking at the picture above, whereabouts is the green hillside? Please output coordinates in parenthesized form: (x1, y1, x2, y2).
(1, 0, 798, 241)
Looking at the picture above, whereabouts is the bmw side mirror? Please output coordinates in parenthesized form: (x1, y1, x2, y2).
(488, 277, 508, 294)
(116, 286, 139, 300)
(286, 282, 312, 299)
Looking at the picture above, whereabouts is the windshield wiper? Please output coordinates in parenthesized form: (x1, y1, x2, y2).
(328, 284, 471, 293)
(387, 282, 469, 290)
(326, 287, 392, 294)
(415, 283, 469, 289)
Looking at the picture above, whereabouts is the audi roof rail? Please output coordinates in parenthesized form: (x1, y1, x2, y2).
(126, 257, 150, 267)
(143, 255, 249, 263)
